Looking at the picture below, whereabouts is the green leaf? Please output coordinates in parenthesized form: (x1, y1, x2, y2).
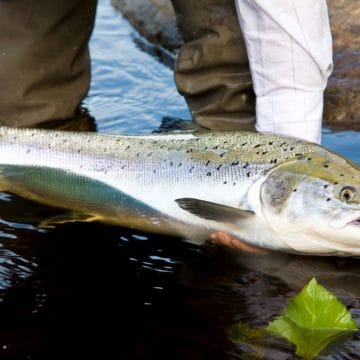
(267, 278, 358, 359)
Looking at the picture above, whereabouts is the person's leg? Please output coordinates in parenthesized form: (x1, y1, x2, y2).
(235, 0, 333, 144)
(0, 0, 97, 129)
(170, 0, 255, 131)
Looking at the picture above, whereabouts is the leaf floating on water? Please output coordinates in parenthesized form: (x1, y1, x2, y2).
(267, 278, 358, 359)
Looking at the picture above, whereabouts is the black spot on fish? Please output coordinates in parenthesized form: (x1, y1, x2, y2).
(233, 182, 236, 186)
(324, 164, 329, 168)
(203, 147, 208, 151)
(268, 142, 273, 145)
(223, 181, 227, 185)
(242, 142, 247, 146)
(290, 147, 294, 151)
(231, 161, 239, 166)
(223, 141, 228, 144)
(77, 149, 81, 154)
(169, 162, 173, 167)
(121, 165, 126, 169)
(256, 152, 260, 155)
(247, 172, 251, 177)
(340, 174, 344, 177)
(327, 198, 331, 202)
(186, 149, 193, 153)
(220, 152, 226, 158)
(147, 152, 152, 157)
(178, 163, 182, 167)
(280, 142, 287, 147)
(262, 151, 268, 155)
(160, 145, 165, 149)
(212, 145, 219, 150)
(254, 144, 261, 148)
(136, 153, 140, 157)
(324, 185, 328, 189)
(334, 182, 338, 185)
(153, 170, 156, 174)
(206, 160, 211, 166)
(307, 158, 312, 161)
(216, 165, 222, 171)
(190, 166, 195, 173)
(207, 172, 212, 177)
(293, 189, 297, 192)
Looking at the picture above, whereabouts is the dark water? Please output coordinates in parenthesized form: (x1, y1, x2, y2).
(0, 1, 359, 359)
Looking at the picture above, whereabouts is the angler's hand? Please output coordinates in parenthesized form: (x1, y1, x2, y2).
(210, 231, 269, 255)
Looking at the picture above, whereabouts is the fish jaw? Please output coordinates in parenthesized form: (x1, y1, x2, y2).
(328, 209, 360, 229)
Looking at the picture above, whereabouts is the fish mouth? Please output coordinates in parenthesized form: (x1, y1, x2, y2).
(329, 212, 360, 229)
(348, 217, 360, 226)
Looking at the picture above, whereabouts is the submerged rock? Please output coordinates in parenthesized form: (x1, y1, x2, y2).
(325, 0, 360, 130)
(111, 0, 182, 50)
(112, 0, 360, 130)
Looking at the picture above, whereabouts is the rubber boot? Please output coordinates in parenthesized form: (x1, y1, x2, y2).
(170, 0, 255, 131)
(0, 0, 97, 130)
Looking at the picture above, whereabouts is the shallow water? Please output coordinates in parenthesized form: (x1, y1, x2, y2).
(0, 1, 359, 359)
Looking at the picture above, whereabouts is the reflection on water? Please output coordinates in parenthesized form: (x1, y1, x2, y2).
(0, 0, 359, 359)
(84, 0, 189, 135)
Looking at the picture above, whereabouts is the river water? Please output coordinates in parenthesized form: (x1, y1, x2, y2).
(0, 1, 359, 359)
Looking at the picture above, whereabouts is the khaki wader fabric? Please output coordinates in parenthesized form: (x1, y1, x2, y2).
(0, 0, 97, 129)
(171, 0, 256, 130)
(0, 0, 254, 131)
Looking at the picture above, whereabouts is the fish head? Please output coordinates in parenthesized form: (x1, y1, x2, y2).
(259, 149, 360, 255)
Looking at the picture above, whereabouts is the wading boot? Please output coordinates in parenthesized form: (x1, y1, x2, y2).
(170, 0, 255, 130)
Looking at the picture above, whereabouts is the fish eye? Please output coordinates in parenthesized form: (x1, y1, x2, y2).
(340, 186, 356, 202)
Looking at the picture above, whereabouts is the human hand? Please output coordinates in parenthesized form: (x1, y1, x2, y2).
(210, 231, 269, 255)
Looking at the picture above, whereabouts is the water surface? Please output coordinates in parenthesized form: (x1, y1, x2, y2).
(0, 1, 359, 359)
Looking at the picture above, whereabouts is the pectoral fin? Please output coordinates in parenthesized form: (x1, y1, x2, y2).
(175, 198, 254, 222)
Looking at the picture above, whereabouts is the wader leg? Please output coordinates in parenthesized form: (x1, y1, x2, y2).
(0, 0, 97, 130)
(170, 0, 255, 130)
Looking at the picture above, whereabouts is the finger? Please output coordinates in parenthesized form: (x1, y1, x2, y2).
(210, 231, 269, 255)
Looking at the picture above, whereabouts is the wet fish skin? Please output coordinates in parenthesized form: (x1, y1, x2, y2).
(0, 126, 359, 256)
